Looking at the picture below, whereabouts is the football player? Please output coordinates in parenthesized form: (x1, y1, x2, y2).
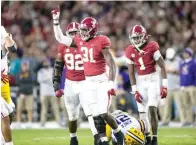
(125, 25, 167, 145)
(52, 6, 124, 145)
(106, 110, 146, 145)
(53, 22, 100, 145)
(1, 25, 17, 145)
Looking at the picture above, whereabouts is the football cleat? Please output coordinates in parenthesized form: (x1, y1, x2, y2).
(94, 134, 101, 145)
(125, 128, 145, 145)
(151, 137, 158, 145)
(70, 137, 78, 145)
(114, 130, 125, 145)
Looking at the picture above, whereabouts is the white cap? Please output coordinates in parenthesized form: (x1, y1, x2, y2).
(166, 47, 176, 59)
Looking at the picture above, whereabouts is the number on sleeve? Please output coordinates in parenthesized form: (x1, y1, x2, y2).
(116, 115, 131, 125)
(138, 57, 145, 70)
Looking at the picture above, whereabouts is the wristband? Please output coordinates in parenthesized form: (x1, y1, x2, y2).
(131, 85, 137, 93)
(162, 79, 168, 87)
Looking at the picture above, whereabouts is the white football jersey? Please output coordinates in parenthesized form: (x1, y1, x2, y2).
(1, 34, 9, 75)
(111, 111, 146, 141)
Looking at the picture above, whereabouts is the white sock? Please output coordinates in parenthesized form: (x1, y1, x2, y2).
(113, 126, 120, 133)
(5, 142, 14, 145)
(87, 116, 98, 135)
(100, 137, 108, 142)
(70, 133, 77, 138)
(139, 113, 150, 133)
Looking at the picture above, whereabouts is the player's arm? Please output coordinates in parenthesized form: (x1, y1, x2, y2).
(1, 26, 17, 53)
(102, 48, 116, 81)
(53, 53, 64, 91)
(154, 49, 168, 98)
(156, 57, 167, 80)
(51, 6, 76, 47)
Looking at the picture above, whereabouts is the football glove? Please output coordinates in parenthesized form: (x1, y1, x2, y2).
(108, 81, 116, 96)
(160, 86, 167, 99)
(134, 91, 143, 103)
(51, 5, 60, 25)
(55, 89, 64, 98)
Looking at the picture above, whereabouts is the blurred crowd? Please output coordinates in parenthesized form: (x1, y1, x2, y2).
(1, 1, 196, 127)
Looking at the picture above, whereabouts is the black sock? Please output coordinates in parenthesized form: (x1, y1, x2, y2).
(152, 136, 157, 141)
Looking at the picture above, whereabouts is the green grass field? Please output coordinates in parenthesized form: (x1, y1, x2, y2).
(13, 128, 196, 145)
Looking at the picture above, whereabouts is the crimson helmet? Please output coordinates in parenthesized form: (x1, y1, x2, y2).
(80, 17, 98, 41)
(129, 25, 148, 49)
(66, 22, 79, 38)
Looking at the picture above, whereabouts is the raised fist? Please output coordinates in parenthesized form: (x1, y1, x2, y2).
(51, 5, 60, 24)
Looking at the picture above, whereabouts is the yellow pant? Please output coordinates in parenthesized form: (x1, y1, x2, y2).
(1, 82, 11, 104)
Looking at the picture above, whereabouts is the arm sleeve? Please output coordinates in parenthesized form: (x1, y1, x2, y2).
(53, 25, 73, 46)
(152, 42, 161, 61)
(100, 36, 111, 49)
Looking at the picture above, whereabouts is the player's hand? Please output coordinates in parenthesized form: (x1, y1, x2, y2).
(108, 88, 116, 97)
(160, 86, 167, 99)
(1, 69, 9, 84)
(134, 91, 143, 103)
(52, 76, 61, 91)
(108, 81, 116, 96)
(51, 5, 60, 24)
(55, 89, 64, 98)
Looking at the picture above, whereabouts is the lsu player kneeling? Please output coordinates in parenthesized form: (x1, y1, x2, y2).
(1, 25, 17, 145)
(106, 110, 147, 145)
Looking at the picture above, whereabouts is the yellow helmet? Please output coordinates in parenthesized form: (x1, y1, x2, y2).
(125, 128, 145, 145)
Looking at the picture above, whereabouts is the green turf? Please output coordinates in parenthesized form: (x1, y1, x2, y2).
(13, 128, 196, 145)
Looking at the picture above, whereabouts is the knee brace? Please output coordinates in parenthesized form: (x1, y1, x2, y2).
(93, 115, 106, 134)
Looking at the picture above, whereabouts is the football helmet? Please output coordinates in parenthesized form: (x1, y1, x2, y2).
(129, 25, 148, 51)
(66, 22, 79, 38)
(80, 17, 98, 41)
(125, 128, 145, 145)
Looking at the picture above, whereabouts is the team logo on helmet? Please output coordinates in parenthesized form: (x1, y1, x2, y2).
(66, 22, 79, 38)
(79, 17, 98, 41)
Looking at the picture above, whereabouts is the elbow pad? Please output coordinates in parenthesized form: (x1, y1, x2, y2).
(8, 44, 17, 53)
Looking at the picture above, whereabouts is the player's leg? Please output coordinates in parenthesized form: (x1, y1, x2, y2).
(1, 116, 14, 145)
(96, 81, 124, 145)
(148, 81, 160, 145)
(64, 95, 80, 145)
(1, 97, 14, 145)
(64, 82, 80, 145)
(79, 87, 100, 145)
(137, 83, 151, 145)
